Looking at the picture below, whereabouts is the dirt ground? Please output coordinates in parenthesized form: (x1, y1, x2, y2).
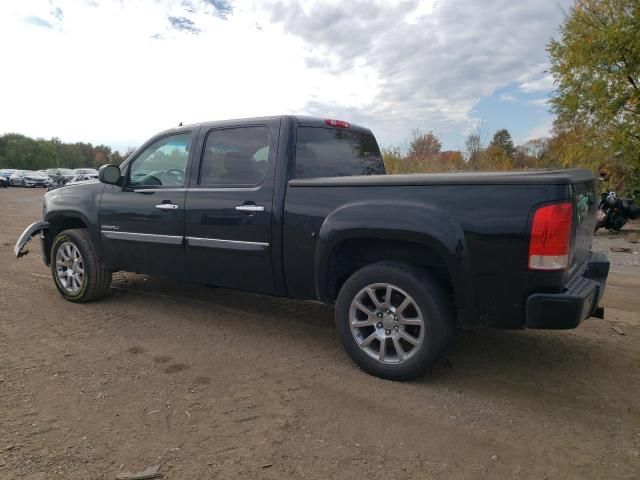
(1, 187, 639, 480)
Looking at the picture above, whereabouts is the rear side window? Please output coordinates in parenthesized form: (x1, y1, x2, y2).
(200, 126, 270, 186)
(295, 127, 385, 179)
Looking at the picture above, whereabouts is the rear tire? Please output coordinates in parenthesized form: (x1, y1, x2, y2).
(335, 262, 455, 381)
(50, 229, 112, 303)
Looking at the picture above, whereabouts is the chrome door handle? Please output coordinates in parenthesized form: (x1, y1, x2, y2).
(155, 203, 179, 210)
(235, 205, 264, 212)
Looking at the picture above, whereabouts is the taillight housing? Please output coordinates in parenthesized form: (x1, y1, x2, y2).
(324, 119, 350, 128)
(528, 201, 573, 271)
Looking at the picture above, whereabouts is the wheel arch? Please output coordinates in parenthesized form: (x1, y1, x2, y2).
(314, 201, 475, 326)
(43, 212, 93, 265)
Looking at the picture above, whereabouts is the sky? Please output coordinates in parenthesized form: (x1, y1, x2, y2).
(0, 0, 571, 153)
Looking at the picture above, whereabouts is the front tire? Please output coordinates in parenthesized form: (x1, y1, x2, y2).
(335, 262, 455, 381)
(51, 229, 112, 303)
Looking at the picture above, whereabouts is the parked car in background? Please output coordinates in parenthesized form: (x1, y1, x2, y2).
(66, 173, 98, 185)
(46, 168, 76, 183)
(10, 170, 50, 187)
(0, 174, 8, 188)
(9, 171, 26, 186)
(1, 168, 18, 179)
(72, 168, 99, 176)
(45, 168, 76, 190)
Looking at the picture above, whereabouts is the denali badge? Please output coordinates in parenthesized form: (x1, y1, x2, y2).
(100, 225, 120, 231)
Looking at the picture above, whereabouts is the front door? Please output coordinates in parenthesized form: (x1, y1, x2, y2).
(184, 122, 278, 293)
(100, 130, 196, 279)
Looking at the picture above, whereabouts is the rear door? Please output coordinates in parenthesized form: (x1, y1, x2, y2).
(99, 130, 196, 278)
(184, 120, 280, 293)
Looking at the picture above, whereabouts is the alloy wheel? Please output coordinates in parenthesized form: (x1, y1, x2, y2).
(55, 241, 85, 294)
(349, 283, 425, 364)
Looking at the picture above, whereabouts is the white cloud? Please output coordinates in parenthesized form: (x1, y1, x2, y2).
(518, 74, 555, 93)
(499, 93, 517, 103)
(524, 120, 553, 141)
(0, 0, 569, 150)
(528, 97, 550, 108)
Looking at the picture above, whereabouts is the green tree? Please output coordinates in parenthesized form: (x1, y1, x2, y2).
(0, 134, 42, 169)
(489, 129, 515, 158)
(110, 151, 125, 165)
(548, 0, 640, 192)
(57, 143, 85, 169)
(94, 144, 113, 167)
(0, 133, 128, 170)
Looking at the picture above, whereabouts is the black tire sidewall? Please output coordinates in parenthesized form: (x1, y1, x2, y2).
(50, 231, 93, 301)
(335, 262, 454, 380)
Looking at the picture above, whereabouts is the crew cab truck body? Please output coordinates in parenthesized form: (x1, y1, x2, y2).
(15, 115, 609, 380)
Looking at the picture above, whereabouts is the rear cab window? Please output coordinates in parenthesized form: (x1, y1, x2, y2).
(294, 127, 385, 179)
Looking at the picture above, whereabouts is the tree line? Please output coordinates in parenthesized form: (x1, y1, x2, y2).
(383, 122, 637, 197)
(0, 133, 133, 171)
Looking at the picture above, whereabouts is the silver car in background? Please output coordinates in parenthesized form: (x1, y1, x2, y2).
(9, 170, 50, 187)
(72, 168, 99, 176)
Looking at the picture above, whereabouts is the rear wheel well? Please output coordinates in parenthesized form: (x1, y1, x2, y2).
(328, 239, 455, 307)
(44, 217, 88, 263)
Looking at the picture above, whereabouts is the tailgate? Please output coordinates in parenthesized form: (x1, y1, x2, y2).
(569, 179, 598, 275)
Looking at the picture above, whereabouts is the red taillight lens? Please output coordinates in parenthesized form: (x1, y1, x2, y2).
(324, 119, 350, 128)
(528, 202, 573, 270)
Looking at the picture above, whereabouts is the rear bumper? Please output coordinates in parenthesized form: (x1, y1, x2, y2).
(525, 251, 609, 329)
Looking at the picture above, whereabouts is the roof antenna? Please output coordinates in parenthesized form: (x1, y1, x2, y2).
(178, 121, 183, 127)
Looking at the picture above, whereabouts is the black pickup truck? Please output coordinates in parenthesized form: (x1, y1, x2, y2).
(15, 115, 609, 380)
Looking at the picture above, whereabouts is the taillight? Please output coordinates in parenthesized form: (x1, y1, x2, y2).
(528, 201, 573, 270)
(324, 119, 350, 128)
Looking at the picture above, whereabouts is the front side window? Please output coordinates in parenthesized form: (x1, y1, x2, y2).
(295, 127, 385, 179)
(129, 133, 191, 187)
(199, 126, 270, 186)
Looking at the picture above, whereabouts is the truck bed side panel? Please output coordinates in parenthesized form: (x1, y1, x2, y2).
(283, 182, 571, 328)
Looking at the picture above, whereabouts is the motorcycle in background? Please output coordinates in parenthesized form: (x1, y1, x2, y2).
(595, 191, 640, 232)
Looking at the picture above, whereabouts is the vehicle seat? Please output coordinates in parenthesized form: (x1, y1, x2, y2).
(222, 152, 256, 184)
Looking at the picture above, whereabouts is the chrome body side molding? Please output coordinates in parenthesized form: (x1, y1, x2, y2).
(100, 230, 268, 251)
(186, 236, 269, 251)
(101, 231, 183, 245)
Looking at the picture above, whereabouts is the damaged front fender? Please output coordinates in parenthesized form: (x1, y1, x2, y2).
(14, 221, 49, 259)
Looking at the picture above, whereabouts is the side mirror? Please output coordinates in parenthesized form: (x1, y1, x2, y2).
(98, 164, 121, 185)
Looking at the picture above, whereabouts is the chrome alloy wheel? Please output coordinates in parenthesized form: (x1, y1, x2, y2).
(349, 283, 425, 364)
(55, 241, 85, 294)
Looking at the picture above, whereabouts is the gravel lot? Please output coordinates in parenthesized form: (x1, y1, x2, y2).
(1, 187, 639, 480)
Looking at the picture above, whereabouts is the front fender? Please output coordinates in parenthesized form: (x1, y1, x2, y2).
(14, 220, 49, 259)
(43, 182, 104, 257)
(315, 200, 476, 325)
